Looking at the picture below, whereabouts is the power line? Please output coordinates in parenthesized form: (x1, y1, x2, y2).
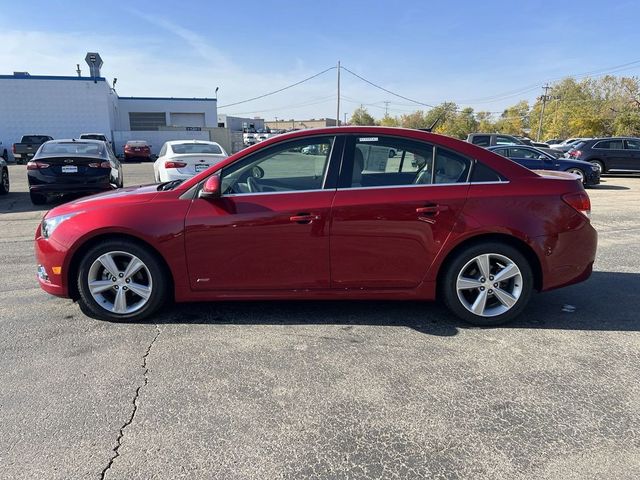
(340, 66, 437, 109)
(218, 66, 336, 109)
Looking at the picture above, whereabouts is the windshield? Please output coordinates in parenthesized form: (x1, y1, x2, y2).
(40, 142, 106, 157)
(172, 143, 223, 154)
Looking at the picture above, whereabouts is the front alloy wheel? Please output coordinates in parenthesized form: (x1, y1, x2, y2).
(77, 240, 168, 321)
(566, 168, 585, 184)
(442, 243, 533, 325)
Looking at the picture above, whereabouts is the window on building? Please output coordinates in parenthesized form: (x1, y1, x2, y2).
(129, 112, 166, 131)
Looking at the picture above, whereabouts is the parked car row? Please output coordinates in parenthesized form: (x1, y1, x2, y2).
(14, 137, 228, 205)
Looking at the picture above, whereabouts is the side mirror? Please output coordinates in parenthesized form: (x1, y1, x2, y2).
(199, 174, 221, 199)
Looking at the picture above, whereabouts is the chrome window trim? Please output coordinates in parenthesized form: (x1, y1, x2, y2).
(223, 188, 332, 197)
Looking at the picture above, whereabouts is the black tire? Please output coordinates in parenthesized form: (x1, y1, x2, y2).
(29, 191, 46, 205)
(77, 240, 168, 322)
(590, 160, 604, 174)
(441, 242, 533, 326)
(0, 168, 9, 195)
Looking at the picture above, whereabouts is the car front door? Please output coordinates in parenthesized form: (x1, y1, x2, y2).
(184, 135, 340, 291)
(508, 147, 553, 170)
(330, 135, 470, 289)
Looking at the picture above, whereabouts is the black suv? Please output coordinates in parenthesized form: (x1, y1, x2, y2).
(567, 137, 640, 174)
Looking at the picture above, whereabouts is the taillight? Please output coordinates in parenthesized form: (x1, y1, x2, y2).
(26, 161, 50, 170)
(12, 144, 16, 153)
(568, 150, 582, 158)
(164, 161, 187, 169)
(562, 192, 591, 218)
(88, 161, 111, 168)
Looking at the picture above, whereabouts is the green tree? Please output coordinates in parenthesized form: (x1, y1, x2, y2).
(377, 114, 400, 127)
(350, 106, 376, 126)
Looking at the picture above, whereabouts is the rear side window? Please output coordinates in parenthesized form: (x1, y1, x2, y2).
(594, 140, 624, 150)
(496, 135, 517, 145)
(471, 135, 490, 147)
(470, 162, 505, 183)
(625, 139, 640, 150)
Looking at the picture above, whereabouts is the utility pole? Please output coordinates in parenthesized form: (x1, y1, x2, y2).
(343, 112, 347, 126)
(336, 60, 341, 127)
(384, 101, 390, 117)
(536, 83, 551, 141)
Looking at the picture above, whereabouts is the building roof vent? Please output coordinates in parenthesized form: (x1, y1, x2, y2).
(85, 52, 103, 78)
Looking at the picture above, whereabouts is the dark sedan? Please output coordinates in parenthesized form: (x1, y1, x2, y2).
(488, 145, 600, 186)
(27, 139, 123, 205)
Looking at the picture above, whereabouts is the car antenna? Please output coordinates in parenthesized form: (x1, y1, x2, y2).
(418, 115, 443, 133)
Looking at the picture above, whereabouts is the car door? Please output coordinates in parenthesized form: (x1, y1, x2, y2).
(183, 135, 340, 291)
(593, 139, 625, 170)
(623, 139, 640, 171)
(330, 135, 470, 289)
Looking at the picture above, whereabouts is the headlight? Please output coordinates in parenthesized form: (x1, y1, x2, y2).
(41, 213, 80, 239)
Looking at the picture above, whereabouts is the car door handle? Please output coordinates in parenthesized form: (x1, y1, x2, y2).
(290, 213, 320, 224)
(416, 204, 448, 215)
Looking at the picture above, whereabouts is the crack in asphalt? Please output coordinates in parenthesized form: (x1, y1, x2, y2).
(99, 325, 161, 480)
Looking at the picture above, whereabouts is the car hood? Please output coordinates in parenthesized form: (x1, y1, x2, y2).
(45, 184, 160, 218)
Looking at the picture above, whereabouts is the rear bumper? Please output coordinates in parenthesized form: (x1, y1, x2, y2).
(536, 220, 598, 291)
(29, 182, 114, 195)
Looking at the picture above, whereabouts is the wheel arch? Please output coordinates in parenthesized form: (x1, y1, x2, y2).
(66, 233, 175, 302)
(435, 233, 543, 298)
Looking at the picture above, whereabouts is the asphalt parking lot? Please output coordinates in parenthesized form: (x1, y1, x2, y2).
(1, 163, 639, 479)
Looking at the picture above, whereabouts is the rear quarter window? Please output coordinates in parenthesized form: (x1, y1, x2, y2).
(470, 162, 506, 182)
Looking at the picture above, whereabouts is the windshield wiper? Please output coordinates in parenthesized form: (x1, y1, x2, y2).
(157, 180, 184, 191)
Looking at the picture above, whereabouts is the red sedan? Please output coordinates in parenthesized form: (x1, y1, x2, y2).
(34, 127, 597, 325)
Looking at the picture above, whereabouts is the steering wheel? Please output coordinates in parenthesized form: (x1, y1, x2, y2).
(247, 176, 260, 193)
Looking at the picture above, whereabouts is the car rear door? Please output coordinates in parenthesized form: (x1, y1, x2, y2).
(623, 139, 640, 171)
(183, 135, 341, 291)
(329, 135, 470, 289)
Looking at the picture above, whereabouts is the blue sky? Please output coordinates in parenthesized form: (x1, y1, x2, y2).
(1, 0, 639, 121)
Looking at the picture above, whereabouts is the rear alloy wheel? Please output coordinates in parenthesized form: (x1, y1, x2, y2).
(566, 168, 585, 184)
(0, 168, 9, 195)
(442, 242, 533, 326)
(29, 191, 46, 205)
(77, 240, 168, 322)
(590, 160, 604, 174)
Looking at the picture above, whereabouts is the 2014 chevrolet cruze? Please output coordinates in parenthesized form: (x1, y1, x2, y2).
(35, 127, 597, 326)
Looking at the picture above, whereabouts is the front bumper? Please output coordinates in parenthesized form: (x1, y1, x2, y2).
(34, 227, 70, 298)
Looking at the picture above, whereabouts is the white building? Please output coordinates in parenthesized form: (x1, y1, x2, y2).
(0, 67, 217, 156)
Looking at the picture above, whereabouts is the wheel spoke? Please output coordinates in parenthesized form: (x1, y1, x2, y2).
(493, 263, 519, 283)
(123, 257, 144, 280)
(457, 276, 483, 290)
(471, 289, 489, 315)
(98, 253, 120, 277)
(128, 282, 151, 300)
(89, 280, 114, 294)
(476, 254, 491, 279)
(113, 288, 128, 313)
(493, 287, 517, 309)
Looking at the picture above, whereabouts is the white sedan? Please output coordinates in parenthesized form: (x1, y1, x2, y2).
(154, 140, 228, 182)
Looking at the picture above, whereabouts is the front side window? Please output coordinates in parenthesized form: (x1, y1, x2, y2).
(510, 147, 540, 159)
(221, 136, 334, 194)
